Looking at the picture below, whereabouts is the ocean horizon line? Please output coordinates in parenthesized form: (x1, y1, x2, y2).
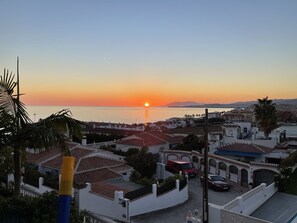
(26, 106, 233, 124)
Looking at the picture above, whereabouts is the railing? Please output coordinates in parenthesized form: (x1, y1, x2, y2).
(83, 212, 118, 223)
(157, 181, 176, 196)
(124, 186, 152, 200)
(250, 162, 279, 168)
(20, 186, 40, 198)
(229, 173, 238, 182)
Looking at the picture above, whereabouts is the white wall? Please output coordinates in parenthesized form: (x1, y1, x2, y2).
(223, 126, 239, 139)
(116, 143, 168, 154)
(116, 144, 142, 152)
(78, 180, 188, 222)
(147, 144, 169, 154)
(78, 183, 128, 222)
(129, 180, 188, 217)
(223, 183, 277, 215)
(20, 177, 54, 196)
(234, 122, 251, 133)
(205, 183, 277, 223)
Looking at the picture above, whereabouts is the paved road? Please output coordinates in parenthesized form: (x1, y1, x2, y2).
(131, 177, 243, 223)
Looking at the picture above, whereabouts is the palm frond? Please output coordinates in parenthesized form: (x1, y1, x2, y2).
(16, 109, 84, 154)
(0, 69, 31, 124)
(0, 69, 16, 94)
(12, 97, 32, 125)
(0, 69, 17, 116)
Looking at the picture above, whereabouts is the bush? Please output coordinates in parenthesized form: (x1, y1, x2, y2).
(126, 148, 139, 157)
(23, 167, 41, 187)
(0, 191, 87, 223)
(163, 174, 184, 186)
(0, 187, 13, 198)
(125, 148, 157, 179)
(280, 150, 297, 168)
(85, 133, 122, 144)
(275, 167, 293, 192)
(44, 174, 59, 190)
(129, 170, 141, 182)
(137, 177, 153, 186)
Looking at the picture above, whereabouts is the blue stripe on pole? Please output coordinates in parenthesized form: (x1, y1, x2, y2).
(57, 195, 72, 223)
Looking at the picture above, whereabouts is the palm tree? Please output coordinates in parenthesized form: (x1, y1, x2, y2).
(254, 96, 277, 139)
(0, 60, 83, 194)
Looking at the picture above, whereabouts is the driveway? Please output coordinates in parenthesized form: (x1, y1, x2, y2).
(130, 177, 243, 223)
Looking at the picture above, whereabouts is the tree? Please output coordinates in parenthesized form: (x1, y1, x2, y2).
(182, 134, 204, 151)
(0, 62, 83, 194)
(274, 167, 293, 192)
(254, 97, 277, 139)
(125, 148, 157, 179)
(0, 191, 86, 222)
(0, 147, 14, 185)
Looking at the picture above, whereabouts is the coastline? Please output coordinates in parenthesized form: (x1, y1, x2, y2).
(26, 106, 233, 124)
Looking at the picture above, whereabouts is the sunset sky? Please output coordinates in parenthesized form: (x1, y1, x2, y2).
(1, 0, 297, 106)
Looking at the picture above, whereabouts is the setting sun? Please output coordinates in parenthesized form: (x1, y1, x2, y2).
(144, 102, 150, 108)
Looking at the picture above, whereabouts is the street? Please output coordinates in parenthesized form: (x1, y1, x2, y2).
(131, 177, 243, 223)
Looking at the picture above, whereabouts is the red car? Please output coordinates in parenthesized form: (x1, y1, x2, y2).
(166, 160, 198, 178)
(200, 174, 230, 191)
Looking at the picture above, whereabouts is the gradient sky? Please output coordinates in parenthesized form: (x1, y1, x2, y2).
(1, 0, 297, 106)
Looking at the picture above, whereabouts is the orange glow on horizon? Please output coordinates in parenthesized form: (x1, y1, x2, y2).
(21, 86, 296, 107)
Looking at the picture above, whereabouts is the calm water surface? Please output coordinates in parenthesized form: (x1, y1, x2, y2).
(26, 106, 232, 124)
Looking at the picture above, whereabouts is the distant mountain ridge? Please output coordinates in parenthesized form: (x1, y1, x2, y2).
(167, 98, 297, 108)
(166, 101, 203, 107)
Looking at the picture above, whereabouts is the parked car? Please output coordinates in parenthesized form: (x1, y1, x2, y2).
(200, 174, 230, 191)
(166, 159, 198, 178)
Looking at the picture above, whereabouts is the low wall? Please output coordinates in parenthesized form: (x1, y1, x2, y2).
(223, 183, 277, 215)
(129, 180, 188, 217)
(78, 179, 188, 222)
(206, 183, 277, 223)
(78, 184, 128, 222)
(21, 177, 54, 197)
(221, 209, 272, 223)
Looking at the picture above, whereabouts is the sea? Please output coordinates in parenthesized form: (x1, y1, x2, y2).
(26, 106, 232, 124)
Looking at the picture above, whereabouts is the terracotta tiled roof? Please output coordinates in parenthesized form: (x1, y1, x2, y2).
(42, 147, 95, 170)
(25, 142, 84, 165)
(148, 132, 184, 144)
(74, 168, 121, 186)
(116, 138, 146, 147)
(110, 165, 132, 172)
(26, 146, 61, 165)
(91, 182, 131, 199)
(116, 131, 184, 147)
(76, 156, 126, 172)
(135, 132, 167, 146)
(217, 143, 273, 154)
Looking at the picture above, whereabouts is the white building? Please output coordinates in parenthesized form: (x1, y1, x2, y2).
(115, 132, 184, 154)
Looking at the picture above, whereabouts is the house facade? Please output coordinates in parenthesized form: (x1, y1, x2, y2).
(115, 131, 184, 154)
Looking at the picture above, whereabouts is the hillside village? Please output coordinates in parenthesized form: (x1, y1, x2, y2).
(1, 103, 294, 223)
